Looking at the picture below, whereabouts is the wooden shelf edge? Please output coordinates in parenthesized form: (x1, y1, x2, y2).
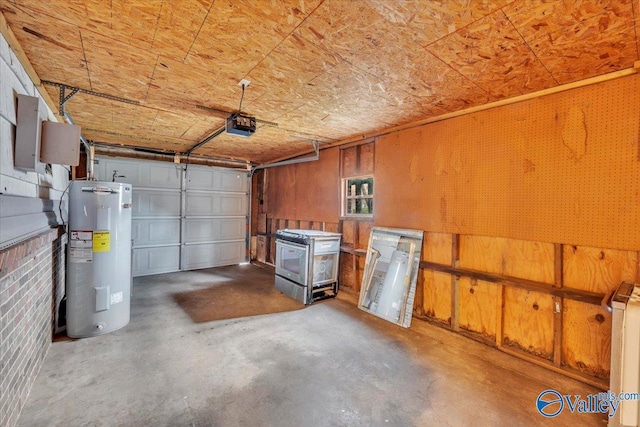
(419, 261, 604, 305)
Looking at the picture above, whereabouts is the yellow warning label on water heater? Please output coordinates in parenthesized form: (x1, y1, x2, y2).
(92, 231, 111, 252)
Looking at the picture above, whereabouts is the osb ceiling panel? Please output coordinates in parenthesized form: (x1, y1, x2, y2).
(2, 0, 639, 164)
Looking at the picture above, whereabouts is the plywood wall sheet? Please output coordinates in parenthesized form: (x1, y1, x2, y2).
(374, 127, 431, 230)
(341, 220, 356, 246)
(426, 11, 556, 99)
(341, 146, 358, 177)
(340, 253, 356, 291)
(459, 236, 554, 282)
(634, 0, 640, 54)
(294, 147, 339, 222)
(502, 239, 555, 282)
(562, 300, 611, 379)
(563, 245, 638, 293)
(1, 3, 89, 88)
(357, 221, 372, 250)
(298, 220, 312, 229)
(266, 165, 297, 219)
(504, 0, 638, 84)
(459, 236, 509, 274)
(359, 142, 375, 175)
(375, 74, 640, 251)
(422, 270, 452, 323)
(459, 277, 498, 339)
(423, 232, 452, 265)
(502, 287, 554, 360)
(356, 255, 366, 293)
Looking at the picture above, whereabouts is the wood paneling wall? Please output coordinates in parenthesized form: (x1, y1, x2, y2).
(253, 74, 640, 389)
(264, 147, 340, 222)
(375, 74, 640, 251)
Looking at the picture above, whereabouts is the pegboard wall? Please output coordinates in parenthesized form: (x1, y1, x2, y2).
(375, 74, 640, 251)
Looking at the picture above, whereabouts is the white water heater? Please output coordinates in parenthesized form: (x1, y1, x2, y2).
(66, 181, 132, 338)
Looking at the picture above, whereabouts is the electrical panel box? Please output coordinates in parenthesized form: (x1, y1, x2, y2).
(14, 94, 47, 173)
(40, 121, 81, 166)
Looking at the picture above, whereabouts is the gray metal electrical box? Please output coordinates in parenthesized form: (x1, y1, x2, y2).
(14, 94, 47, 173)
(40, 121, 81, 166)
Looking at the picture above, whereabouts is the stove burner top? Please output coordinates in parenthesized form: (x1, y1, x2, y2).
(276, 229, 341, 245)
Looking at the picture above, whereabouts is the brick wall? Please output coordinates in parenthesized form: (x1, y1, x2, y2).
(0, 18, 70, 427)
(0, 227, 66, 427)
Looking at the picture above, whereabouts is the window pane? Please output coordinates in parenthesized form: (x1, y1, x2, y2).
(347, 177, 374, 197)
(343, 176, 374, 216)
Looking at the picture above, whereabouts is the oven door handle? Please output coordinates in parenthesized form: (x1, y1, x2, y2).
(276, 239, 308, 249)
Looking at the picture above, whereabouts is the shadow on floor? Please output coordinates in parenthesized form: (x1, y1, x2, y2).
(173, 275, 304, 322)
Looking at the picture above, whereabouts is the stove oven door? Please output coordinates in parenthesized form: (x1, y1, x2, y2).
(275, 239, 309, 285)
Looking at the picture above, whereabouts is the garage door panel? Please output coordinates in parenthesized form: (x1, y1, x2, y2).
(220, 170, 248, 192)
(185, 193, 246, 216)
(218, 194, 247, 215)
(184, 218, 245, 243)
(217, 241, 246, 263)
(186, 168, 248, 192)
(96, 157, 248, 277)
(133, 246, 180, 276)
(148, 164, 182, 189)
(98, 158, 181, 189)
(134, 191, 181, 217)
(182, 241, 246, 270)
(96, 159, 143, 186)
(133, 219, 181, 246)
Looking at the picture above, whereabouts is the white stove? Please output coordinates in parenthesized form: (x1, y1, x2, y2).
(274, 229, 342, 304)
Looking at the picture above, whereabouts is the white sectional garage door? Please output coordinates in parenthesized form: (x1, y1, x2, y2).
(94, 157, 248, 276)
(182, 166, 248, 270)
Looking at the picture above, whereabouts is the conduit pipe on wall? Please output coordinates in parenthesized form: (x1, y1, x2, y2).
(63, 112, 93, 179)
(250, 140, 319, 176)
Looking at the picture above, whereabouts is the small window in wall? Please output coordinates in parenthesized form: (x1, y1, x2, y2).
(342, 175, 374, 217)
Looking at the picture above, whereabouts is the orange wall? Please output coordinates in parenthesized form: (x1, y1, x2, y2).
(262, 75, 640, 251)
(375, 74, 640, 251)
(265, 146, 340, 223)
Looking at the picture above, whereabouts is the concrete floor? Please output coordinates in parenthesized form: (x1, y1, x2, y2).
(18, 264, 606, 426)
